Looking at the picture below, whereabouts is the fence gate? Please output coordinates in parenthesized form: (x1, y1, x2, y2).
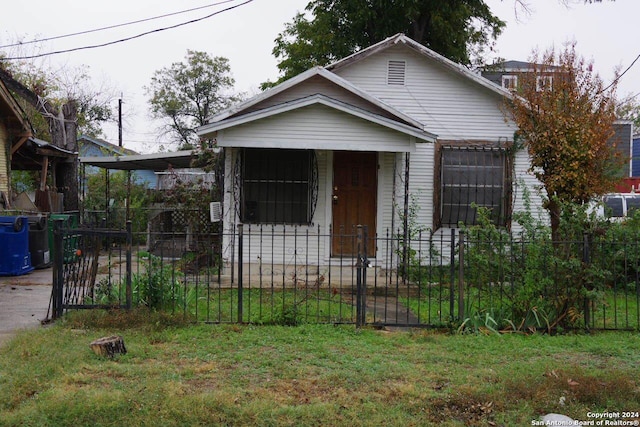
(51, 219, 132, 319)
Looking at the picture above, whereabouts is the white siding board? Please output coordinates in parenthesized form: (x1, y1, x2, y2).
(333, 44, 516, 140)
(221, 104, 417, 152)
(406, 144, 436, 231)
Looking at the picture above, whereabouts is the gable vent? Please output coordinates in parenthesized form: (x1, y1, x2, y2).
(387, 60, 406, 85)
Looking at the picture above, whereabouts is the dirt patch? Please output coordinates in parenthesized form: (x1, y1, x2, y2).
(0, 267, 53, 347)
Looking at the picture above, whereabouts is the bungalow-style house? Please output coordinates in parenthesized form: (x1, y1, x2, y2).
(197, 34, 544, 268)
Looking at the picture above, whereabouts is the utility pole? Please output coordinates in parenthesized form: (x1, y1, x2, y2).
(118, 96, 123, 147)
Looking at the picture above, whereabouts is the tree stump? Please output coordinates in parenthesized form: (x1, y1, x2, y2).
(89, 335, 127, 358)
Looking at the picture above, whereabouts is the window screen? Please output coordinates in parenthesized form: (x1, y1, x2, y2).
(439, 145, 509, 227)
(241, 149, 315, 224)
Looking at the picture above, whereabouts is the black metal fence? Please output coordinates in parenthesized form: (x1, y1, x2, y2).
(52, 221, 640, 331)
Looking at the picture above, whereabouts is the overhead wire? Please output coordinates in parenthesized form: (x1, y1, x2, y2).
(599, 53, 640, 94)
(0, 0, 254, 61)
(0, 0, 238, 49)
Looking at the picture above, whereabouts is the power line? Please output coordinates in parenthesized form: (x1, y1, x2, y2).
(0, 0, 254, 61)
(600, 53, 640, 94)
(0, 0, 238, 49)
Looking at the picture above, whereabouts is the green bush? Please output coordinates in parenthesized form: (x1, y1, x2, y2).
(91, 252, 192, 311)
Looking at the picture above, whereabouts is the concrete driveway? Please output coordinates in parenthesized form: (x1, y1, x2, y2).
(0, 267, 53, 347)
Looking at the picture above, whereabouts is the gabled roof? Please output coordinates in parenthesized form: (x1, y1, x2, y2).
(0, 78, 32, 134)
(205, 66, 425, 130)
(199, 94, 436, 143)
(326, 33, 514, 100)
(78, 135, 138, 156)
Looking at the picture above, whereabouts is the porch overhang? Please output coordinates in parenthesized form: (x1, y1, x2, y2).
(80, 150, 194, 171)
(215, 138, 418, 153)
(198, 94, 435, 153)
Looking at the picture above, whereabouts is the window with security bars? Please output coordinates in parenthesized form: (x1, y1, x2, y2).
(438, 145, 511, 227)
(241, 149, 315, 224)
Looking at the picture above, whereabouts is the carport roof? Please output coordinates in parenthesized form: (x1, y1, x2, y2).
(80, 150, 194, 171)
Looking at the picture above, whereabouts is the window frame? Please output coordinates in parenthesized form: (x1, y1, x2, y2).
(536, 75, 553, 91)
(501, 75, 518, 90)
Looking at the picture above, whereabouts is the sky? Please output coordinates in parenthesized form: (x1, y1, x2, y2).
(0, 0, 638, 154)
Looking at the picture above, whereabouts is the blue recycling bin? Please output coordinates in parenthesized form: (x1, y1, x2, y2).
(0, 216, 34, 276)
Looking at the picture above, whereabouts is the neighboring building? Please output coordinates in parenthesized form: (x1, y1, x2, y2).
(1, 78, 73, 212)
(633, 133, 640, 177)
(614, 130, 640, 193)
(482, 61, 635, 193)
(197, 34, 546, 267)
(78, 135, 157, 189)
(608, 120, 634, 178)
(0, 77, 31, 207)
(481, 60, 557, 92)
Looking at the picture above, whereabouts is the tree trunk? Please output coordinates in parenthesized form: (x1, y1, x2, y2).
(52, 101, 78, 211)
(548, 198, 561, 244)
(89, 335, 127, 358)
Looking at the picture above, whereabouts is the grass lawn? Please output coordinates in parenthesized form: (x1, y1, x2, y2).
(0, 310, 638, 427)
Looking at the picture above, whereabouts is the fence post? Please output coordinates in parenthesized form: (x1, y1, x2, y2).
(458, 230, 465, 322)
(126, 221, 133, 309)
(356, 225, 367, 328)
(237, 224, 244, 323)
(52, 218, 65, 320)
(582, 232, 591, 331)
(449, 229, 455, 323)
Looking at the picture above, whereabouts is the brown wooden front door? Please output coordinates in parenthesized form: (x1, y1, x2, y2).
(331, 151, 377, 257)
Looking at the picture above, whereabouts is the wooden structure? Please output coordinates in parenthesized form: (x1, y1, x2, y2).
(0, 67, 78, 212)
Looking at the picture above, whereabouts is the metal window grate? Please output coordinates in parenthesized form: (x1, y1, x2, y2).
(236, 149, 318, 225)
(439, 145, 509, 227)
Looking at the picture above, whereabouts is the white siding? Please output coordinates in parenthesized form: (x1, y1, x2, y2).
(220, 147, 399, 268)
(334, 43, 547, 232)
(221, 103, 416, 152)
(221, 147, 329, 269)
(333, 44, 516, 140)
